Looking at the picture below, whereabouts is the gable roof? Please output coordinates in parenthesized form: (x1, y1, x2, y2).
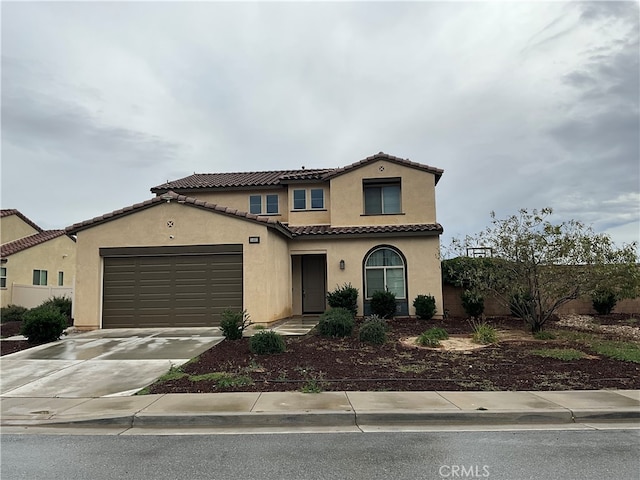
(1, 230, 70, 258)
(0, 209, 44, 233)
(150, 152, 443, 193)
(65, 191, 293, 238)
(323, 152, 444, 184)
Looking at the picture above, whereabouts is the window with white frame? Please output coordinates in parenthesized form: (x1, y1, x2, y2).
(33, 269, 48, 286)
(293, 189, 306, 210)
(310, 189, 324, 209)
(0, 266, 6, 288)
(249, 194, 279, 215)
(58, 271, 64, 286)
(363, 179, 401, 215)
(364, 247, 406, 299)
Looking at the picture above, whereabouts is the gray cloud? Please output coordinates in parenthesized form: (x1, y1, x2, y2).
(1, 1, 638, 250)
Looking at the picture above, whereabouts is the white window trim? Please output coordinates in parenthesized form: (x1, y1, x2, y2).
(364, 248, 406, 299)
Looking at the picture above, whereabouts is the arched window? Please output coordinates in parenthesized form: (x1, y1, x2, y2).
(364, 247, 406, 299)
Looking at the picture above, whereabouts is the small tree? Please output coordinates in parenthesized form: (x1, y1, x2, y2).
(444, 208, 639, 332)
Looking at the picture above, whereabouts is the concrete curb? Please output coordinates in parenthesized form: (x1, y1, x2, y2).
(2, 390, 638, 430)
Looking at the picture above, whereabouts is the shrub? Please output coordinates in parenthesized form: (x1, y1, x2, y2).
(220, 309, 251, 340)
(470, 321, 498, 344)
(413, 294, 437, 320)
(317, 308, 354, 337)
(249, 330, 286, 354)
(509, 291, 535, 319)
(20, 305, 68, 343)
(359, 316, 387, 345)
(326, 283, 359, 316)
(370, 290, 397, 318)
(1, 304, 28, 323)
(417, 327, 449, 347)
(39, 296, 73, 324)
(461, 290, 484, 317)
(591, 289, 617, 315)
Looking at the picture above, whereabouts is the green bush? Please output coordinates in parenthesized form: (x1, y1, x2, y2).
(413, 294, 436, 320)
(370, 290, 397, 318)
(1, 304, 28, 323)
(326, 283, 359, 316)
(39, 296, 73, 323)
(220, 309, 251, 340)
(318, 308, 354, 337)
(249, 330, 286, 355)
(359, 316, 387, 345)
(20, 305, 68, 343)
(591, 289, 617, 315)
(461, 290, 484, 317)
(509, 291, 535, 319)
(417, 327, 449, 347)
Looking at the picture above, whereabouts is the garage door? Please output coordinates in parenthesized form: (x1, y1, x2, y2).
(101, 245, 242, 328)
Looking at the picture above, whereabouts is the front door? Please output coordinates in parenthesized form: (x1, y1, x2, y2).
(302, 255, 326, 313)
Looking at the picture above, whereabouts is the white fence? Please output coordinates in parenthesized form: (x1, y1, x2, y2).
(11, 284, 74, 310)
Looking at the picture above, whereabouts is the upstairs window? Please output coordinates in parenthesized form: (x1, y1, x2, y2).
(33, 269, 48, 286)
(249, 194, 279, 215)
(310, 189, 324, 209)
(293, 189, 306, 210)
(266, 194, 279, 214)
(364, 179, 401, 215)
(0, 267, 6, 288)
(249, 195, 262, 215)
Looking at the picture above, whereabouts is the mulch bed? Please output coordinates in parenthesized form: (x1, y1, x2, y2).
(145, 314, 640, 394)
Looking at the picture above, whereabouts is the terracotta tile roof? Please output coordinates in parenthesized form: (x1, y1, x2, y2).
(1, 230, 69, 257)
(151, 169, 333, 193)
(0, 209, 43, 233)
(323, 152, 444, 184)
(65, 191, 292, 238)
(151, 152, 444, 192)
(288, 223, 443, 238)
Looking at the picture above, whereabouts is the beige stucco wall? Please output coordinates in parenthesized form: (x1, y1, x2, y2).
(286, 184, 331, 226)
(170, 189, 290, 223)
(290, 235, 443, 317)
(1, 215, 39, 244)
(73, 201, 292, 330)
(329, 161, 437, 227)
(0, 235, 77, 308)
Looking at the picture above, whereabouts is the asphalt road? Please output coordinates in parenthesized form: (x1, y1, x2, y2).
(1, 429, 638, 480)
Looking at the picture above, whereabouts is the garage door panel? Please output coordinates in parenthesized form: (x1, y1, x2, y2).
(102, 249, 243, 328)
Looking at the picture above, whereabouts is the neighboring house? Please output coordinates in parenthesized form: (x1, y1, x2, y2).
(1, 209, 76, 308)
(67, 152, 444, 330)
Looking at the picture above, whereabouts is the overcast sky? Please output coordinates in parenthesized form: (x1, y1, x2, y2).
(2, 1, 638, 252)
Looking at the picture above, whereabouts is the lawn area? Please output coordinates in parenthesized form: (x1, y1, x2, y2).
(141, 314, 640, 394)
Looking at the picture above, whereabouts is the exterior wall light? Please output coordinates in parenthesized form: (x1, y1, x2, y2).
(249, 236, 260, 244)
(339, 259, 345, 270)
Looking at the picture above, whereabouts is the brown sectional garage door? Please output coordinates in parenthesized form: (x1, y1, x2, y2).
(101, 245, 242, 328)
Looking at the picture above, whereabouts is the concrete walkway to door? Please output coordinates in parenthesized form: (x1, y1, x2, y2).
(0, 328, 225, 398)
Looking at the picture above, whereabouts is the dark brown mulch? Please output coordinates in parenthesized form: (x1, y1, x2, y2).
(0, 321, 22, 339)
(145, 315, 640, 394)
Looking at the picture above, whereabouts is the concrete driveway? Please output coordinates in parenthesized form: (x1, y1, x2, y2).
(0, 328, 224, 398)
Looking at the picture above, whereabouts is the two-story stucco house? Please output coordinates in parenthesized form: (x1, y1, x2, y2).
(67, 152, 444, 330)
(1, 209, 76, 308)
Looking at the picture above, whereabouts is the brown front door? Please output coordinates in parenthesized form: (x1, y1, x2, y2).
(302, 255, 326, 313)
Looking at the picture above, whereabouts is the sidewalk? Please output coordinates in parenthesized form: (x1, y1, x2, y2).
(2, 390, 638, 432)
